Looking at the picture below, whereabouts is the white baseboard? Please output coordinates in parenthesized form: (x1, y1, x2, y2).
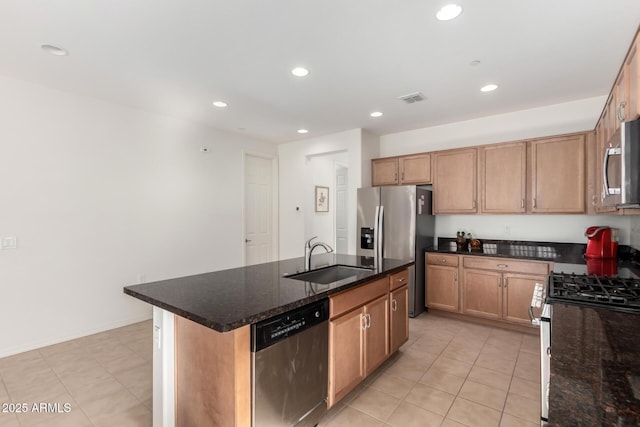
(0, 310, 153, 359)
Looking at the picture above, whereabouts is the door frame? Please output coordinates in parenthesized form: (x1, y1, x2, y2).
(241, 150, 279, 265)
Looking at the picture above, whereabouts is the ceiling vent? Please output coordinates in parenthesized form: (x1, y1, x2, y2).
(398, 92, 426, 104)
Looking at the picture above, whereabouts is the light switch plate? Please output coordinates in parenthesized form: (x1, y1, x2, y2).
(1, 237, 17, 249)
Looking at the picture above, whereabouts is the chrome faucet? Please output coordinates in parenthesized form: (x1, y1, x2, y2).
(304, 236, 334, 270)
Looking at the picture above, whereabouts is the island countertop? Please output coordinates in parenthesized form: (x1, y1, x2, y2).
(123, 254, 413, 332)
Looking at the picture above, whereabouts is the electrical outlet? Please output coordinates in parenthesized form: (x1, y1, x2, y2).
(137, 273, 146, 284)
(504, 226, 511, 236)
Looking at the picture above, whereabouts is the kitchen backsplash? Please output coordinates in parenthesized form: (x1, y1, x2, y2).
(435, 214, 633, 246)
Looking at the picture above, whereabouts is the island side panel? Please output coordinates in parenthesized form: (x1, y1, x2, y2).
(175, 316, 250, 427)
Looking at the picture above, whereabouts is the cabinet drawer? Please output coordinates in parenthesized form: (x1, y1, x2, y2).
(330, 277, 389, 319)
(389, 269, 409, 291)
(462, 256, 550, 275)
(426, 253, 459, 267)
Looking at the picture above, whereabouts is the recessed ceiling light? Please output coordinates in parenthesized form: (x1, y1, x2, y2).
(436, 4, 462, 21)
(212, 101, 228, 107)
(480, 84, 498, 92)
(370, 112, 383, 118)
(291, 67, 310, 77)
(41, 44, 68, 56)
(297, 129, 309, 134)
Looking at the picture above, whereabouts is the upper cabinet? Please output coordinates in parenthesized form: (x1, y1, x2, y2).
(479, 142, 527, 213)
(627, 35, 640, 121)
(371, 157, 399, 186)
(399, 154, 431, 185)
(529, 134, 586, 213)
(371, 153, 431, 186)
(433, 148, 477, 214)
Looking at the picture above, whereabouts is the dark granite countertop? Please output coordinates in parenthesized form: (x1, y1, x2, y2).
(123, 254, 413, 332)
(548, 303, 640, 426)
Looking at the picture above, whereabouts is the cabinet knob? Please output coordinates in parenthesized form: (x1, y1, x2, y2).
(439, 258, 447, 263)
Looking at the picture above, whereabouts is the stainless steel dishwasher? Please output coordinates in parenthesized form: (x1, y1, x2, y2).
(251, 299, 329, 427)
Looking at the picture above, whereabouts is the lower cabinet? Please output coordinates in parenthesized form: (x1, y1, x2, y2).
(425, 253, 460, 312)
(328, 269, 408, 407)
(461, 256, 549, 326)
(390, 284, 409, 354)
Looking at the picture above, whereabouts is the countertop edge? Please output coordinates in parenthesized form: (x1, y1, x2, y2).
(123, 258, 414, 333)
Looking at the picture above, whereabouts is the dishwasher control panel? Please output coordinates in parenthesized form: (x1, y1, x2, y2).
(251, 299, 329, 352)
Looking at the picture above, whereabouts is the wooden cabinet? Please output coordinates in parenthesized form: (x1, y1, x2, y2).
(328, 269, 409, 407)
(328, 306, 365, 406)
(502, 273, 543, 325)
(529, 134, 586, 213)
(461, 256, 549, 326)
(433, 148, 477, 214)
(371, 153, 431, 186)
(389, 267, 409, 354)
(371, 157, 399, 186)
(389, 285, 408, 354)
(627, 35, 640, 121)
(479, 142, 526, 213)
(364, 294, 390, 376)
(425, 253, 460, 312)
(462, 269, 502, 320)
(399, 153, 431, 184)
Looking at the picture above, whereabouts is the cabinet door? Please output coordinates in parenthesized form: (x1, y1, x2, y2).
(503, 274, 546, 325)
(529, 135, 586, 213)
(328, 307, 365, 407)
(433, 148, 477, 213)
(426, 265, 459, 312)
(615, 68, 628, 129)
(628, 38, 639, 121)
(372, 158, 399, 186)
(479, 142, 526, 213)
(364, 294, 389, 376)
(462, 269, 501, 320)
(390, 285, 409, 354)
(400, 153, 431, 185)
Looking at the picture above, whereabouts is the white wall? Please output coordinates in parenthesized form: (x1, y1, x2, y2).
(0, 75, 277, 357)
(379, 96, 634, 244)
(278, 129, 363, 259)
(380, 96, 607, 156)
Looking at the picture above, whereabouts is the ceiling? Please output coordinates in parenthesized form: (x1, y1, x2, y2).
(1, 1, 639, 144)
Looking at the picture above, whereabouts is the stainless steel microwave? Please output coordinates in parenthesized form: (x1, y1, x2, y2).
(603, 119, 640, 208)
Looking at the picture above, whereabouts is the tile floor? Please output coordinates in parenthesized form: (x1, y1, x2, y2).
(0, 312, 540, 427)
(318, 313, 541, 427)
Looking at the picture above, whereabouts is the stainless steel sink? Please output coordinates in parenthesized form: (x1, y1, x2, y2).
(285, 265, 374, 284)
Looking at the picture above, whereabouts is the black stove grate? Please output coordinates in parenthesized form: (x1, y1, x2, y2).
(548, 273, 640, 312)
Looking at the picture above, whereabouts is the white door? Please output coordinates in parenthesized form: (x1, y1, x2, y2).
(335, 164, 348, 254)
(245, 154, 274, 265)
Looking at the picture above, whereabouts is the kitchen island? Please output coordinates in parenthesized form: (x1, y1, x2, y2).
(123, 253, 413, 427)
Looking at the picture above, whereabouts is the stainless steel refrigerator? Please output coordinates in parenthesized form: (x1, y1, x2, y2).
(357, 186, 435, 317)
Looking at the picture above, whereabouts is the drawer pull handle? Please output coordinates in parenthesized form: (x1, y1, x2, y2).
(497, 263, 508, 268)
(392, 299, 398, 312)
(397, 277, 406, 282)
(439, 259, 447, 263)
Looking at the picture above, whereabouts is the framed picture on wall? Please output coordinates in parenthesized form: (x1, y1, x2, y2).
(315, 186, 329, 212)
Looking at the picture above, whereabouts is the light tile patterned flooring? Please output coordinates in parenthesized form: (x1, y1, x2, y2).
(319, 313, 541, 427)
(0, 312, 540, 427)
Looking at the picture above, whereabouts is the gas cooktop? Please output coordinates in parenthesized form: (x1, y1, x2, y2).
(548, 272, 640, 312)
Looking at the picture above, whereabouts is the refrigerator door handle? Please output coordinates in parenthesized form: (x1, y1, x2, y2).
(373, 206, 380, 261)
(377, 205, 384, 261)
